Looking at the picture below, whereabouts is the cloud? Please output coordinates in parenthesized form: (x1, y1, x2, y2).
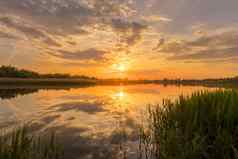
(89, 0, 136, 17)
(155, 30, 238, 62)
(110, 18, 147, 47)
(186, 31, 238, 47)
(0, 31, 19, 40)
(0, 16, 61, 47)
(0, 0, 94, 30)
(0, 0, 145, 60)
(50, 48, 109, 61)
(141, 15, 172, 23)
(169, 47, 238, 60)
(0, 0, 136, 36)
(156, 39, 191, 54)
(67, 41, 77, 46)
(153, 38, 165, 50)
(149, 0, 238, 34)
(43, 37, 62, 47)
(0, 16, 45, 38)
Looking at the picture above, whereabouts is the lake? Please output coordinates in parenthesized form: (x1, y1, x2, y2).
(0, 84, 216, 159)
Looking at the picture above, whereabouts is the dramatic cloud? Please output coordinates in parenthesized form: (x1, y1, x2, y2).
(156, 30, 238, 62)
(153, 38, 165, 50)
(156, 39, 191, 54)
(0, 0, 137, 36)
(0, 0, 238, 78)
(50, 48, 109, 61)
(169, 47, 238, 61)
(0, 0, 94, 34)
(0, 16, 45, 39)
(89, 0, 136, 17)
(0, 16, 61, 47)
(0, 0, 146, 61)
(149, 0, 238, 33)
(186, 31, 238, 48)
(0, 31, 19, 40)
(141, 15, 172, 23)
(110, 18, 147, 48)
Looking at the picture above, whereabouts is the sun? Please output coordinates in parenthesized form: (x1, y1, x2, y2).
(117, 64, 126, 72)
(113, 63, 127, 73)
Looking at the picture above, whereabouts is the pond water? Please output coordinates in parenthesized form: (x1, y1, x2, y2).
(0, 84, 216, 159)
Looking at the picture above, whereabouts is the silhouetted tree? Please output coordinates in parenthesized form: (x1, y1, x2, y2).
(0, 65, 97, 80)
(0, 65, 39, 78)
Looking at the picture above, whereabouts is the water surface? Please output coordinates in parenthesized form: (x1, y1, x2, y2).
(0, 84, 215, 159)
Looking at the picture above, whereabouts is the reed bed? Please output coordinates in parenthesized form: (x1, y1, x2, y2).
(0, 126, 63, 159)
(139, 90, 238, 159)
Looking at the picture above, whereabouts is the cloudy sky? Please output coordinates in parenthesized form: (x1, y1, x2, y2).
(0, 0, 238, 79)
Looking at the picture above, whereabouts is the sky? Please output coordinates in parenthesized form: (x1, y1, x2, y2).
(0, 0, 238, 79)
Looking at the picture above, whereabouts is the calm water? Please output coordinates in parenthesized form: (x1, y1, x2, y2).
(0, 84, 215, 159)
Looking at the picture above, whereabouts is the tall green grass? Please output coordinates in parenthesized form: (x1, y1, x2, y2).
(139, 90, 238, 159)
(0, 126, 63, 159)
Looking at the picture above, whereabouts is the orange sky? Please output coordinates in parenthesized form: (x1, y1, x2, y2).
(0, 0, 238, 79)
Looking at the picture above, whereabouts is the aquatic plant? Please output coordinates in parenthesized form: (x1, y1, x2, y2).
(139, 90, 238, 159)
(0, 126, 63, 159)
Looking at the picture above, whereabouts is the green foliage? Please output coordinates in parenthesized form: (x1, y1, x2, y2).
(0, 126, 63, 159)
(0, 66, 39, 78)
(0, 65, 97, 80)
(139, 90, 238, 159)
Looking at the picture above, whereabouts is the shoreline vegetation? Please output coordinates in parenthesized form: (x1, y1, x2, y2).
(0, 126, 63, 159)
(139, 90, 238, 159)
(0, 65, 238, 87)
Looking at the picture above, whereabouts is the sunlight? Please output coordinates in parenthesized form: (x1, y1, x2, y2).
(113, 63, 128, 73)
(113, 63, 127, 73)
(115, 91, 125, 99)
(117, 64, 126, 72)
(111, 88, 128, 104)
(112, 88, 126, 100)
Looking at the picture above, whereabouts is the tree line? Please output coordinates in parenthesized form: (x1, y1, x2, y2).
(0, 65, 97, 80)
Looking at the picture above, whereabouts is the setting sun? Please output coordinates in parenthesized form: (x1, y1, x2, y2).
(117, 64, 126, 72)
(112, 63, 128, 73)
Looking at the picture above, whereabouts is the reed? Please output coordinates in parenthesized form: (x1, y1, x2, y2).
(139, 90, 238, 159)
(0, 126, 63, 159)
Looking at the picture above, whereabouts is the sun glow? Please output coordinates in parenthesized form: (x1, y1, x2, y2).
(112, 89, 127, 102)
(113, 63, 128, 73)
(116, 91, 125, 98)
(117, 64, 126, 72)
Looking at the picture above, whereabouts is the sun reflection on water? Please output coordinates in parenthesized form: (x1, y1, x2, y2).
(114, 90, 125, 100)
(111, 87, 132, 111)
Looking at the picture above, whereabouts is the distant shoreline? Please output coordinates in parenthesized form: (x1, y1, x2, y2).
(0, 77, 238, 89)
(0, 78, 97, 86)
(0, 66, 237, 88)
